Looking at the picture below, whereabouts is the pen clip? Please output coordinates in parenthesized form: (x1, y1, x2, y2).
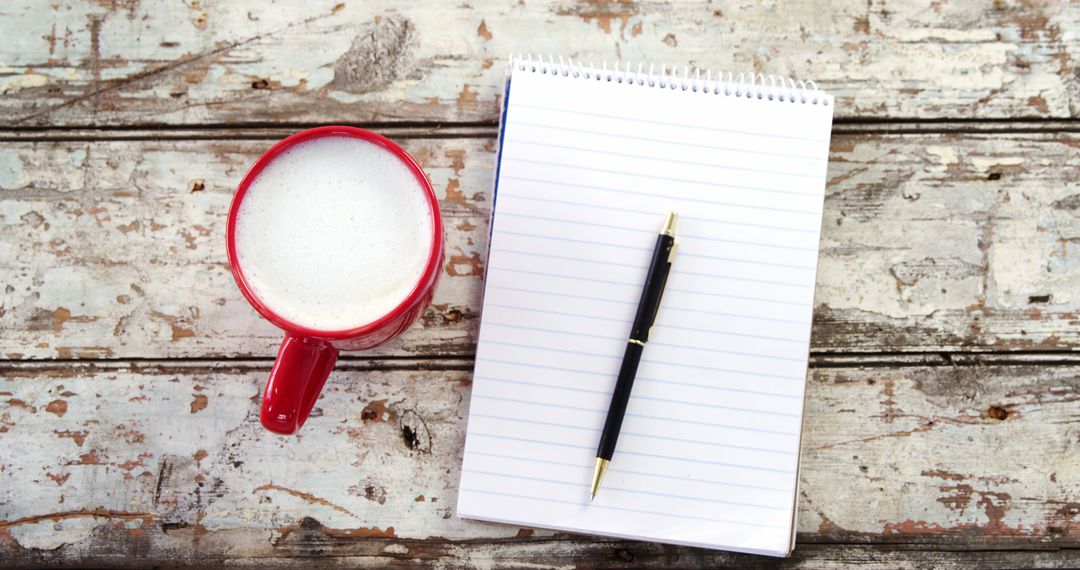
(648, 240, 675, 339)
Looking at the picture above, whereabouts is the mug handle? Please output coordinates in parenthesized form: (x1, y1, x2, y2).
(261, 334, 339, 435)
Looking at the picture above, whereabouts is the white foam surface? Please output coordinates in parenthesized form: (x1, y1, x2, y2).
(234, 136, 433, 331)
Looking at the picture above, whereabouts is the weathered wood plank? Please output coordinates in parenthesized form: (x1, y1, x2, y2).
(0, 361, 1077, 564)
(0, 137, 490, 359)
(3, 134, 1080, 358)
(5, 538, 1080, 570)
(2, 0, 1077, 126)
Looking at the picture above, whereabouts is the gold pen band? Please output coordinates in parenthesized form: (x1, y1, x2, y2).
(627, 339, 645, 347)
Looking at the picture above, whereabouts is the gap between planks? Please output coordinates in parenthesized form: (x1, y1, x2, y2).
(4, 120, 1080, 142)
(5, 351, 1080, 372)
(6, 537, 1079, 570)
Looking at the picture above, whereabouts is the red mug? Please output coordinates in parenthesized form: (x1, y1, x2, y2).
(225, 126, 444, 435)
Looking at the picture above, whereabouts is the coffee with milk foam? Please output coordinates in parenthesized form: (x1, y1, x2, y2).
(234, 136, 434, 331)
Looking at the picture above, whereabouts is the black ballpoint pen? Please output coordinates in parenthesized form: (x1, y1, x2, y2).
(591, 211, 678, 500)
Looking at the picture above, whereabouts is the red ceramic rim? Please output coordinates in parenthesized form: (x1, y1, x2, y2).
(225, 126, 444, 340)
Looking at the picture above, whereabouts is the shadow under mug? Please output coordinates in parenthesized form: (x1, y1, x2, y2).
(225, 126, 445, 435)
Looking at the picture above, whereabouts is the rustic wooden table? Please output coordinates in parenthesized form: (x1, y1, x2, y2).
(2, 1, 1080, 567)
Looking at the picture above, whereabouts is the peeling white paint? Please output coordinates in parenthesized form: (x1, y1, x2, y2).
(926, 145, 958, 172)
(0, 73, 47, 94)
(327, 89, 364, 104)
(8, 518, 101, 551)
(893, 28, 999, 42)
(971, 156, 1025, 172)
(989, 236, 1050, 303)
(68, 148, 88, 170)
(0, 148, 31, 190)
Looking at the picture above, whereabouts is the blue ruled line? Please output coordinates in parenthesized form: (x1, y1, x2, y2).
(485, 285, 635, 306)
(504, 138, 821, 179)
(477, 384, 799, 421)
(459, 488, 788, 529)
(462, 468, 790, 511)
(505, 157, 818, 198)
(470, 413, 797, 453)
(511, 102, 827, 144)
(490, 264, 812, 291)
(508, 119, 826, 160)
(482, 304, 807, 342)
(634, 376, 802, 400)
(494, 228, 818, 253)
(480, 321, 807, 359)
(664, 287, 808, 306)
(467, 433, 794, 474)
(672, 269, 813, 288)
(623, 410, 798, 436)
(502, 176, 821, 215)
(477, 338, 807, 373)
(479, 343, 803, 382)
(464, 450, 792, 493)
(471, 387, 797, 419)
(497, 209, 817, 237)
(483, 288, 811, 323)
(489, 266, 638, 287)
(472, 393, 602, 414)
(482, 319, 805, 350)
(472, 382, 801, 422)
(494, 241, 812, 273)
(484, 303, 628, 323)
(492, 247, 645, 269)
(474, 361, 802, 400)
(478, 338, 621, 360)
(475, 378, 800, 418)
(482, 320, 623, 342)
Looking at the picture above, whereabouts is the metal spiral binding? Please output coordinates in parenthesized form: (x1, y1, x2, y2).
(508, 54, 826, 106)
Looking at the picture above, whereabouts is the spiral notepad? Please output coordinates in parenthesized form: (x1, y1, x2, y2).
(457, 57, 834, 557)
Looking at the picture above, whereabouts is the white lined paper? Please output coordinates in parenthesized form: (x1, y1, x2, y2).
(458, 63, 834, 557)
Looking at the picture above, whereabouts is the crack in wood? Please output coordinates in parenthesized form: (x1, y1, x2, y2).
(0, 509, 153, 529)
(12, 11, 341, 126)
(253, 484, 357, 518)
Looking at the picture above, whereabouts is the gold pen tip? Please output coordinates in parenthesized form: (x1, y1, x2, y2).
(662, 211, 678, 236)
(590, 458, 610, 500)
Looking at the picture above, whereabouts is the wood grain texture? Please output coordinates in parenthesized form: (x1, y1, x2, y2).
(0, 360, 1077, 565)
(2, 134, 1080, 359)
(2, 0, 1078, 126)
(5, 538, 1080, 570)
(0, 137, 490, 360)
(4, 1, 1080, 566)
